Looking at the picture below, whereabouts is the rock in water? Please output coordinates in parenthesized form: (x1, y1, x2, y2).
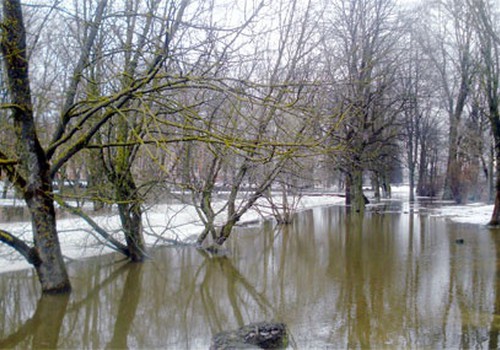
(210, 322, 288, 349)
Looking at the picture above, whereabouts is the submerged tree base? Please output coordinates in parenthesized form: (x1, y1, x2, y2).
(198, 244, 231, 258)
(210, 322, 288, 349)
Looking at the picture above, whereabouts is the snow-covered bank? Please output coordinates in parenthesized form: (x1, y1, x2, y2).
(0, 186, 495, 274)
(0, 194, 347, 273)
(391, 184, 494, 224)
(430, 202, 494, 225)
(388, 184, 494, 225)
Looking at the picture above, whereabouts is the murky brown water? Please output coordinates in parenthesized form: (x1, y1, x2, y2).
(0, 204, 499, 349)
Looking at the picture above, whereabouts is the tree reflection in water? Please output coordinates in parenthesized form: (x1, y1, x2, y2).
(197, 251, 275, 333)
(107, 263, 143, 349)
(0, 259, 142, 349)
(0, 293, 69, 348)
(0, 205, 499, 348)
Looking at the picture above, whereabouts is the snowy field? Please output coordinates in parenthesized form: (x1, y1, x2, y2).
(430, 202, 494, 225)
(391, 185, 495, 225)
(0, 185, 494, 273)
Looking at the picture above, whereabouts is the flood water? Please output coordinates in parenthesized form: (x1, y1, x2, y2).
(0, 204, 499, 348)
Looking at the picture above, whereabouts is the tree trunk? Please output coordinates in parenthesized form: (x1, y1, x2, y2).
(118, 202, 145, 262)
(29, 182, 71, 293)
(348, 168, 366, 213)
(442, 134, 459, 201)
(2, 179, 9, 199)
(1, 0, 71, 293)
(116, 172, 146, 261)
(408, 134, 416, 202)
(417, 140, 428, 196)
(443, 57, 470, 201)
(197, 189, 218, 245)
(490, 144, 495, 203)
(372, 173, 380, 203)
(215, 219, 239, 246)
(382, 172, 391, 199)
(86, 148, 106, 212)
(409, 165, 415, 202)
(345, 173, 352, 206)
(489, 133, 500, 225)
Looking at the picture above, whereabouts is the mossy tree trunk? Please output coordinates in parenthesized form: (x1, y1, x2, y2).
(0, 0, 71, 293)
(115, 173, 146, 262)
(106, 134, 146, 261)
(350, 169, 366, 213)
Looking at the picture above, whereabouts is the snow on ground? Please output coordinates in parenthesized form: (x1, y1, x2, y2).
(0, 193, 347, 273)
(0, 185, 495, 274)
(430, 202, 494, 225)
(390, 185, 494, 225)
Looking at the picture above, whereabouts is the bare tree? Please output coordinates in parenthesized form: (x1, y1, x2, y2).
(397, 9, 445, 202)
(0, 0, 189, 292)
(0, 0, 71, 293)
(164, 0, 326, 248)
(89, 0, 187, 261)
(467, 0, 500, 224)
(322, 0, 403, 212)
(420, 0, 476, 202)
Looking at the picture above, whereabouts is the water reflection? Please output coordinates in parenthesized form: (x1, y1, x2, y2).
(0, 206, 498, 348)
(107, 263, 143, 349)
(0, 293, 69, 348)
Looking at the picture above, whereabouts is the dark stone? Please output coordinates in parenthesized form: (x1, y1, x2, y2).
(210, 322, 288, 349)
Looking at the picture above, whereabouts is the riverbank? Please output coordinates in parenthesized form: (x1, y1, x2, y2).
(391, 185, 494, 225)
(0, 185, 494, 273)
(0, 193, 347, 273)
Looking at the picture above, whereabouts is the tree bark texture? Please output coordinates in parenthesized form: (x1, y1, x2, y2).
(488, 126, 500, 225)
(345, 170, 366, 213)
(351, 169, 366, 213)
(1, 0, 71, 293)
(116, 173, 146, 261)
